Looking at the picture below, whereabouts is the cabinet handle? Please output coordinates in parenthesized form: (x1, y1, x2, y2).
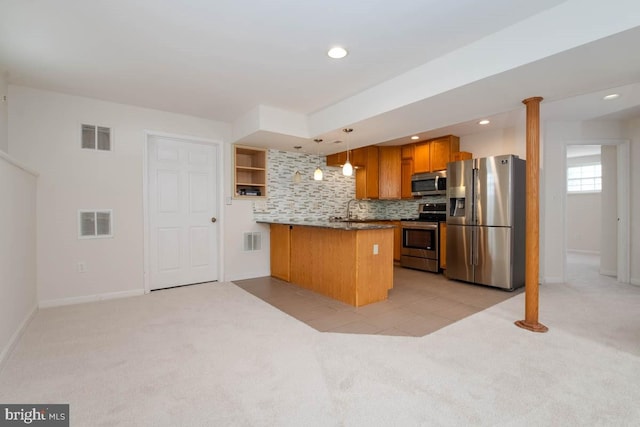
(211, 217, 217, 223)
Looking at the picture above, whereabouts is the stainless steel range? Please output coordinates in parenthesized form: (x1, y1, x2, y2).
(400, 203, 446, 273)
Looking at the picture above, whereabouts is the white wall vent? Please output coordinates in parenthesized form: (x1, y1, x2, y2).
(82, 124, 112, 151)
(78, 210, 113, 239)
(243, 232, 262, 251)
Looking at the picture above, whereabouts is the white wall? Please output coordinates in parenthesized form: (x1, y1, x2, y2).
(622, 117, 640, 286)
(566, 193, 601, 253)
(7, 85, 255, 305)
(459, 125, 526, 160)
(542, 120, 625, 283)
(0, 153, 38, 366)
(0, 71, 8, 153)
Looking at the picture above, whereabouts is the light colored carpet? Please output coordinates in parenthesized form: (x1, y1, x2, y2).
(1, 255, 639, 426)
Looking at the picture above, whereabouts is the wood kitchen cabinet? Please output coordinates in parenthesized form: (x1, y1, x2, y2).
(270, 224, 291, 281)
(378, 146, 401, 199)
(412, 135, 460, 173)
(355, 146, 379, 199)
(371, 220, 402, 262)
(452, 151, 473, 162)
(401, 158, 414, 199)
(326, 150, 348, 167)
(401, 144, 415, 160)
(392, 220, 402, 262)
(326, 150, 363, 168)
(439, 222, 447, 271)
(413, 142, 431, 173)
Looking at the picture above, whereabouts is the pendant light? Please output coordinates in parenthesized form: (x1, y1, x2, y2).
(292, 145, 302, 183)
(313, 138, 323, 181)
(342, 128, 353, 176)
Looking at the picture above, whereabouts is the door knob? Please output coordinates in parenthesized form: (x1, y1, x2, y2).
(211, 217, 217, 223)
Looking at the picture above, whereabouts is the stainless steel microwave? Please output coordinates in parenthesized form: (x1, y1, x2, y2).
(411, 171, 446, 196)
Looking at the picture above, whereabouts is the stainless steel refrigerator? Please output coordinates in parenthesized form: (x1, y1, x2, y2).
(446, 155, 525, 290)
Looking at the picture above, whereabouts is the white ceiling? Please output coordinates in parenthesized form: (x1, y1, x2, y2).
(2, 0, 640, 154)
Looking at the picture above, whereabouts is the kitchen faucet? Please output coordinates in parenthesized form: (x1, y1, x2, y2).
(346, 199, 360, 219)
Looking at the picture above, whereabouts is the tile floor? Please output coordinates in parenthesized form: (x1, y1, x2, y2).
(234, 266, 523, 337)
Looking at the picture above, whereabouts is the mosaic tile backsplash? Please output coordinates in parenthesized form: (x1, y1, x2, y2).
(252, 149, 445, 222)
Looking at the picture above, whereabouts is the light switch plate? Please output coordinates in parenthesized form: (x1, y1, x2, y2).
(373, 244, 379, 255)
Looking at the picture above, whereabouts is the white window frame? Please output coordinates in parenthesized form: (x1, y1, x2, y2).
(81, 123, 113, 152)
(567, 162, 601, 194)
(78, 209, 114, 239)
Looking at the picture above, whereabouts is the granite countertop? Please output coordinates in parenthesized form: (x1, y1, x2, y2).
(257, 219, 396, 230)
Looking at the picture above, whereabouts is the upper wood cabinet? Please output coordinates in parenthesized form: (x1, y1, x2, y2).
(234, 145, 267, 198)
(401, 158, 414, 199)
(412, 135, 460, 173)
(401, 144, 415, 160)
(325, 150, 349, 167)
(355, 147, 379, 199)
(378, 146, 401, 199)
(413, 142, 431, 173)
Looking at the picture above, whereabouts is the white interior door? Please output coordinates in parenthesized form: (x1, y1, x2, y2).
(148, 136, 218, 290)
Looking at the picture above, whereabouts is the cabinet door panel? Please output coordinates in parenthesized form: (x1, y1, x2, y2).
(413, 142, 431, 173)
(401, 158, 414, 199)
(430, 138, 450, 172)
(378, 146, 401, 199)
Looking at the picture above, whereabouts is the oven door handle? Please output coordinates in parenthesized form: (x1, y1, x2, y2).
(402, 224, 438, 230)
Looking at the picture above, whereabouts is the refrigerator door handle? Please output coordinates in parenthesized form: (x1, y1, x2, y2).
(471, 168, 478, 225)
(469, 227, 473, 267)
(472, 227, 478, 266)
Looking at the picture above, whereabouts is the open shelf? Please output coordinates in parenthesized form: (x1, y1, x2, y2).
(234, 145, 267, 198)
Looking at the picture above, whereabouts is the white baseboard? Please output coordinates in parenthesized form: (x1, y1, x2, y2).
(226, 270, 271, 282)
(599, 269, 617, 277)
(543, 276, 564, 284)
(631, 277, 640, 287)
(0, 304, 38, 371)
(566, 249, 600, 255)
(39, 289, 145, 308)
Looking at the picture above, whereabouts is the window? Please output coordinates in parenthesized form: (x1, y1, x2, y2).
(78, 210, 113, 238)
(567, 163, 601, 193)
(81, 124, 112, 151)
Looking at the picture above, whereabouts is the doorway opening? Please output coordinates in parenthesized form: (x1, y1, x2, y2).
(563, 140, 630, 284)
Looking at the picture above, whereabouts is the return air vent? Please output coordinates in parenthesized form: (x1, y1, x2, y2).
(82, 124, 112, 151)
(78, 210, 113, 239)
(243, 232, 262, 251)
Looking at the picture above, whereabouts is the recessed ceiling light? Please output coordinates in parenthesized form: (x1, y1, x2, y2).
(411, 135, 420, 140)
(603, 93, 620, 100)
(327, 46, 348, 59)
(478, 119, 490, 125)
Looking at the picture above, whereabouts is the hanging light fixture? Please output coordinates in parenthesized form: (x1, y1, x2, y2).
(313, 138, 323, 181)
(342, 128, 353, 176)
(292, 146, 303, 183)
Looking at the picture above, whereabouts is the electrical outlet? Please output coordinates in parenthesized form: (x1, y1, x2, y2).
(77, 262, 87, 273)
(373, 244, 379, 255)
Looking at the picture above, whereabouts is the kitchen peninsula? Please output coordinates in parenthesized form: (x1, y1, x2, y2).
(260, 220, 394, 307)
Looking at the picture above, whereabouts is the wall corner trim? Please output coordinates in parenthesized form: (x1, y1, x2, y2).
(0, 151, 39, 177)
(0, 304, 38, 372)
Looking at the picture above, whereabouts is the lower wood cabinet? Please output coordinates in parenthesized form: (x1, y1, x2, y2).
(439, 222, 447, 271)
(271, 224, 394, 306)
(372, 220, 401, 262)
(270, 224, 291, 281)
